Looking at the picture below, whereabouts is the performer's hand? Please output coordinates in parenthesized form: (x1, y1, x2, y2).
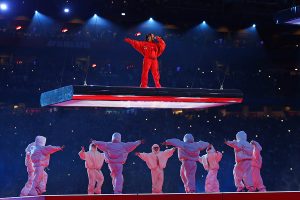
(81, 146, 85, 151)
(140, 139, 145, 144)
(135, 152, 140, 156)
(224, 139, 228, 144)
(172, 147, 176, 151)
(61, 145, 65, 151)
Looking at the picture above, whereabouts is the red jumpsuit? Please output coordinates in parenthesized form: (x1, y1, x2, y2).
(124, 37, 166, 88)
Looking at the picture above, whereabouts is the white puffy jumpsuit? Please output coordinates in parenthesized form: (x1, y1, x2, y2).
(28, 136, 63, 196)
(20, 142, 36, 196)
(165, 134, 210, 193)
(199, 145, 222, 193)
(137, 144, 176, 193)
(79, 144, 105, 194)
(251, 140, 266, 192)
(92, 132, 142, 194)
(225, 131, 255, 192)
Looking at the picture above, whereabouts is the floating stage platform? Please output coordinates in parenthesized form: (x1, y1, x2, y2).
(1, 192, 300, 200)
(40, 85, 243, 109)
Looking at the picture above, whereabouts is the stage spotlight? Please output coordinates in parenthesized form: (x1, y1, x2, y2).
(137, 17, 164, 34)
(86, 14, 111, 28)
(0, 3, 8, 11)
(64, 8, 70, 13)
(121, 12, 125, 16)
(197, 20, 210, 30)
(16, 26, 22, 30)
(35, 10, 38, 14)
(252, 24, 256, 28)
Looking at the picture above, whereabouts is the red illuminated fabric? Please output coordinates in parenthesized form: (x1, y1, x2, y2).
(124, 37, 166, 87)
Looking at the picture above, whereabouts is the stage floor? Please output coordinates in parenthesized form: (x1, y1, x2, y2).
(40, 85, 243, 109)
(2, 192, 300, 200)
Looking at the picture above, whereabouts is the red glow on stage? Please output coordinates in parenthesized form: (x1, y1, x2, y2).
(40, 85, 243, 109)
(72, 95, 242, 103)
(92, 64, 97, 68)
(16, 26, 22, 30)
(52, 95, 243, 109)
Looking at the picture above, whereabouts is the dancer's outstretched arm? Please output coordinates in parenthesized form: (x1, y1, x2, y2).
(164, 139, 185, 148)
(124, 38, 144, 54)
(124, 140, 142, 152)
(42, 145, 64, 155)
(92, 140, 108, 152)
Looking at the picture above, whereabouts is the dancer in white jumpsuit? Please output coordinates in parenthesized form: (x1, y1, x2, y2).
(20, 142, 36, 196)
(79, 144, 105, 194)
(136, 144, 176, 193)
(250, 140, 266, 192)
(28, 136, 64, 196)
(225, 131, 255, 192)
(92, 132, 142, 194)
(164, 134, 210, 193)
(199, 145, 222, 192)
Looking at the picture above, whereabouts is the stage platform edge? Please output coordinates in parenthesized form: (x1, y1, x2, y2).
(40, 85, 243, 109)
(2, 192, 300, 200)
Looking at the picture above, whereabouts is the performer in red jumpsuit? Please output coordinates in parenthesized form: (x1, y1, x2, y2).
(124, 33, 166, 88)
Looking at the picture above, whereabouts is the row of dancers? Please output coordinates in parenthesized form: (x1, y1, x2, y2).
(20, 131, 266, 196)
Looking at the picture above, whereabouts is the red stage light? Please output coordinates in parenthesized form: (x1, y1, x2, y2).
(135, 32, 141, 36)
(16, 26, 22, 30)
(92, 64, 97, 68)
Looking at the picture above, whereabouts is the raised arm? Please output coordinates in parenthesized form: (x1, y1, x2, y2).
(225, 140, 241, 150)
(92, 140, 108, 152)
(163, 147, 176, 158)
(124, 38, 144, 54)
(78, 146, 86, 160)
(136, 152, 150, 162)
(196, 141, 210, 151)
(42, 145, 62, 155)
(156, 36, 166, 56)
(124, 140, 142, 152)
(165, 139, 185, 148)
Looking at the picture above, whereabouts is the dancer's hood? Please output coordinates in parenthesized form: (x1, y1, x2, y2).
(35, 136, 46, 146)
(152, 144, 160, 153)
(236, 131, 247, 142)
(89, 143, 97, 151)
(183, 133, 194, 143)
(112, 132, 121, 143)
